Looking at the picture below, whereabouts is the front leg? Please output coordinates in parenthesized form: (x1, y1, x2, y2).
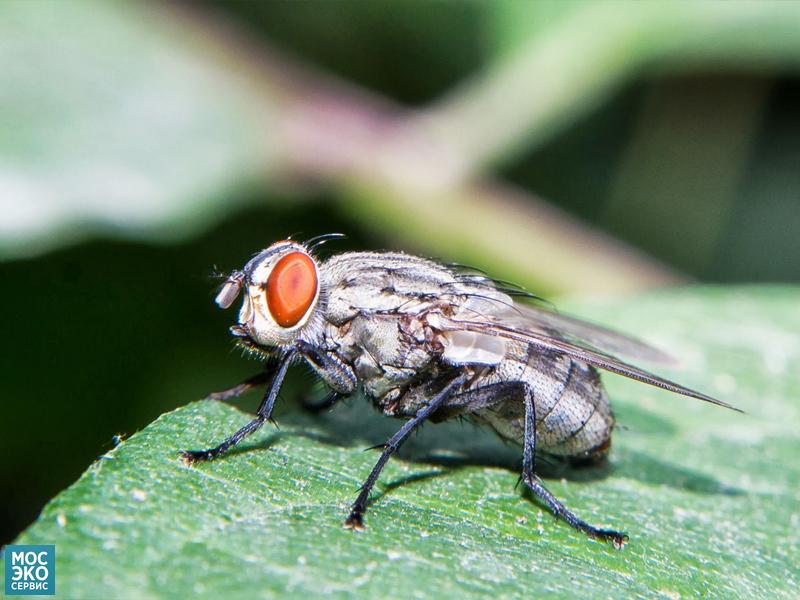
(344, 373, 468, 530)
(301, 391, 343, 414)
(181, 351, 295, 464)
(296, 339, 357, 396)
(204, 370, 274, 402)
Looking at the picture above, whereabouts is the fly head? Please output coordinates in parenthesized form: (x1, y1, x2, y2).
(215, 240, 324, 350)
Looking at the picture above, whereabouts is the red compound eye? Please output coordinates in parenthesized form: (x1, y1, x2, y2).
(266, 252, 318, 328)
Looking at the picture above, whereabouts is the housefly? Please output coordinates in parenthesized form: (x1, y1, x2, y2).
(181, 235, 739, 548)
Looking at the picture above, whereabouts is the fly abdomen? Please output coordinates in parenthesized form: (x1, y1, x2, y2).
(531, 352, 614, 458)
(477, 347, 614, 459)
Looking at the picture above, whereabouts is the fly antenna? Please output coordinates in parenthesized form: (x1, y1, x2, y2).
(215, 270, 244, 309)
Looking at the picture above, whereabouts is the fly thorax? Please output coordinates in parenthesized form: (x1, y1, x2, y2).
(348, 317, 434, 376)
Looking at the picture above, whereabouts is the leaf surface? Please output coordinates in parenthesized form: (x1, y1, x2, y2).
(10, 287, 799, 598)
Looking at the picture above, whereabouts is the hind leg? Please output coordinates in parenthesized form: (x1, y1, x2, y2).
(518, 384, 627, 548)
(442, 380, 627, 547)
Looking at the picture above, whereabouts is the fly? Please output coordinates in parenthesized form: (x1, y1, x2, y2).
(180, 235, 740, 548)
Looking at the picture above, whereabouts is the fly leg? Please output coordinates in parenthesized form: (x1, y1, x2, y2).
(429, 381, 528, 421)
(519, 384, 628, 548)
(344, 373, 468, 531)
(406, 380, 627, 546)
(180, 352, 294, 464)
(204, 370, 274, 402)
(296, 340, 357, 396)
(301, 391, 343, 413)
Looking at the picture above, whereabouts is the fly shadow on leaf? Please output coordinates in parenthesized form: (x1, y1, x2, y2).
(229, 392, 744, 499)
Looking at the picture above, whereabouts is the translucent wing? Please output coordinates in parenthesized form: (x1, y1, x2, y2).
(431, 296, 740, 412)
(511, 302, 676, 364)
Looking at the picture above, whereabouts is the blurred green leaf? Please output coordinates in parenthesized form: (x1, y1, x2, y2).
(4, 0, 800, 284)
(11, 287, 799, 598)
(0, 0, 278, 259)
(488, 0, 585, 58)
(428, 0, 800, 173)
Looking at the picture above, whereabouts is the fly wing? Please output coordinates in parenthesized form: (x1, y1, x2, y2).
(510, 303, 676, 365)
(432, 297, 740, 412)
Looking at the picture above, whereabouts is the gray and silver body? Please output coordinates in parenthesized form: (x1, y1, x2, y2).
(184, 238, 736, 547)
(308, 252, 613, 460)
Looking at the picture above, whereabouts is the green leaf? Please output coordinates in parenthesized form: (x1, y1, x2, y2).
(10, 287, 799, 597)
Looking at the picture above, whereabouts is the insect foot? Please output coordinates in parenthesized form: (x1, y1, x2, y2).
(179, 449, 215, 466)
(343, 511, 366, 532)
(592, 528, 629, 550)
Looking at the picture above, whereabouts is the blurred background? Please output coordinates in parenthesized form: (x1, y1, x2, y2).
(2, 0, 799, 544)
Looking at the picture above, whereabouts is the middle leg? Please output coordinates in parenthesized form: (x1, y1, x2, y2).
(344, 373, 468, 530)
